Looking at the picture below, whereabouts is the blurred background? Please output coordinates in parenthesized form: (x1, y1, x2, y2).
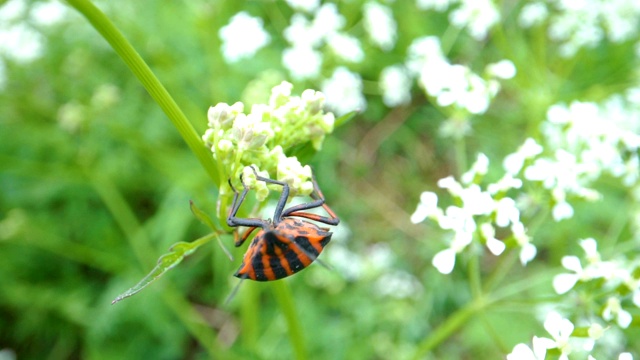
(2, 0, 640, 359)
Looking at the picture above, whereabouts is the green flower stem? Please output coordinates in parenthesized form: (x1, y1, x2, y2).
(411, 296, 488, 360)
(272, 281, 307, 360)
(66, 0, 219, 186)
(454, 136, 467, 178)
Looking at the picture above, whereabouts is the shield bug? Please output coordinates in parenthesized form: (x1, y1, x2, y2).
(227, 167, 340, 281)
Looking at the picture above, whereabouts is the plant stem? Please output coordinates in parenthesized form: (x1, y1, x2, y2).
(272, 281, 307, 360)
(65, 0, 219, 187)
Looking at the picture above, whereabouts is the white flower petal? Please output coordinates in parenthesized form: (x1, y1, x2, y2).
(561, 256, 583, 272)
(553, 273, 579, 294)
(520, 243, 537, 265)
(432, 248, 456, 274)
(486, 238, 506, 256)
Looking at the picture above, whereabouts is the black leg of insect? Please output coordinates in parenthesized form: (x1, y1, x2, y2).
(227, 166, 340, 282)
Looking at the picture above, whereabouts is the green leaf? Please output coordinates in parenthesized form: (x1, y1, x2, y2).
(111, 233, 216, 304)
(190, 200, 220, 232)
(334, 110, 357, 128)
(190, 200, 234, 260)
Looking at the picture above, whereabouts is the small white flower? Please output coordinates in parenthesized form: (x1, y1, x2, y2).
(480, 222, 505, 255)
(553, 256, 584, 294)
(327, 32, 364, 63)
(461, 153, 489, 185)
(619, 352, 634, 360)
(432, 248, 457, 274)
(487, 174, 523, 194)
(552, 200, 574, 221)
(410, 191, 441, 224)
(282, 45, 323, 80)
(437, 176, 464, 197)
(507, 336, 555, 360)
(603, 297, 632, 329)
(513, 221, 537, 265)
(494, 197, 520, 227)
(321, 67, 367, 115)
(503, 137, 543, 175)
(486, 60, 516, 79)
(579, 238, 600, 264)
(449, 0, 500, 40)
(518, 3, 548, 28)
(416, 0, 453, 12)
(312, 3, 345, 40)
(363, 2, 397, 51)
(379, 65, 412, 107)
(219, 12, 271, 63)
(30, 0, 67, 26)
(587, 323, 605, 340)
(0, 23, 44, 62)
(543, 312, 574, 358)
(285, 0, 320, 13)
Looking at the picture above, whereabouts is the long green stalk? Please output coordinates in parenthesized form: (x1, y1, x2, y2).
(65, 0, 219, 186)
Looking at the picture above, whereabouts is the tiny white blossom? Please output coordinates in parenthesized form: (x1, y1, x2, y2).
(410, 191, 441, 224)
(619, 353, 634, 360)
(512, 221, 537, 265)
(432, 248, 457, 274)
(494, 197, 520, 227)
(507, 336, 555, 360)
(480, 222, 505, 255)
(543, 312, 574, 358)
(363, 2, 397, 51)
(416, 0, 453, 12)
(553, 256, 584, 294)
(488, 173, 523, 194)
(30, 0, 67, 26)
(0, 23, 43, 62)
(503, 137, 543, 175)
(379, 65, 412, 107)
(219, 12, 271, 63)
(312, 3, 345, 40)
(285, 0, 320, 13)
(486, 60, 516, 79)
(603, 297, 632, 328)
(552, 200, 574, 222)
(321, 67, 367, 115)
(449, 0, 500, 40)
(461, 153, 489, 184)
(327, 32, 364, 63)
(518, 3, 548, 28)
(282, 45, 322, 80)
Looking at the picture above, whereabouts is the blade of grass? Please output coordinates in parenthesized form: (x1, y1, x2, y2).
(65, 0, 220, 187)
(271, 281, 307, 360)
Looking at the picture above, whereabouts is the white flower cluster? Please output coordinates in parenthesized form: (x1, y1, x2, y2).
(416, 0, 500, 40)
(519, 0, 640, 57)
(202, 82, 335, 199)
(505, 311, 632, 360)
(219, 12, 271, 63)
(508, 238, 640, 359)
(406, 36, 515, 115)
(411, 153, 534, 274)
(519, 98, 640, 221)
(553, 238, 640, 329)
(0, 0, 67, 89)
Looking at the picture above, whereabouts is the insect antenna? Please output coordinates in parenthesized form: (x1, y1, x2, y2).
(225, 273, 249, 305)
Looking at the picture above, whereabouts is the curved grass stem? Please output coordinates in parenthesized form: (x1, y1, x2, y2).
(66, 0, 219, 186)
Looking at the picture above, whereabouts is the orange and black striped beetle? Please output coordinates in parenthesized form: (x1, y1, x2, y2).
(227, 167, 340, 281)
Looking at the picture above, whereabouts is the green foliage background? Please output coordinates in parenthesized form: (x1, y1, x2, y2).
(1, 0, 639, 359)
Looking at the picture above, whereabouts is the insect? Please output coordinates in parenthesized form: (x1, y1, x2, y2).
(227, 167, 340, 281)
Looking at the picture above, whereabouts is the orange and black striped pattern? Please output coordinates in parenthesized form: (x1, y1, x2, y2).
(235, 218, 332, 281)
(226, 167, 339, 282)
